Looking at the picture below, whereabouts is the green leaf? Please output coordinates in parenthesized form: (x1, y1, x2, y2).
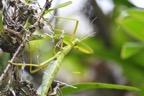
(37, 60, 59, 96)
(61, 82, 140, 95)
(121, 42, 144, 59)
(127, 8, 144, 21)
(118, 8, 144, 42)
(44, 1, 72, 15)
(0, 11, 3, 32)
(118, 16, 144, 42)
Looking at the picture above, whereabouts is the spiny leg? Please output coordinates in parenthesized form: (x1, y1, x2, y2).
(53, 16, 94, 55)
(9, 16, 79, 74)
(28, 41, 34, 74)
(8, 54, 56, 74)
(8, 45, 59, 74)
(29, 51, 59, 74)
(43, 15, 79, 47)
(54, 16, 79, 42)
(28, 43, 44, 73)
(42, 17, 66, 53)
(50, 16, 79, 54)
(8, 61, 40, 67)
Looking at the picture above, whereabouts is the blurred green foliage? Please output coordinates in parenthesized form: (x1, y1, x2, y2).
(26, 1, 144, 95)
(1, 0, 144, 95)
(61, 82, 140, 95)
(57, 1, 144, 95)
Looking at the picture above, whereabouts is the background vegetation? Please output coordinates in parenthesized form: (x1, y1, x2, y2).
(0, 0, 144, 96)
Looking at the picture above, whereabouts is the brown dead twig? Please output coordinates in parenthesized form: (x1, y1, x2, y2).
(0, 0, 53, 95)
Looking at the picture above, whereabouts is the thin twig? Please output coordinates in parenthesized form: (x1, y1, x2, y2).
(4, 27, 23, 41)
(0, 41, 25, 85)
(0, 0, 53, 86)
(33, 0, 53, 27)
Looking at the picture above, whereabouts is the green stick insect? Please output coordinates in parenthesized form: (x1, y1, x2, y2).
(9, 1, 94, 96)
